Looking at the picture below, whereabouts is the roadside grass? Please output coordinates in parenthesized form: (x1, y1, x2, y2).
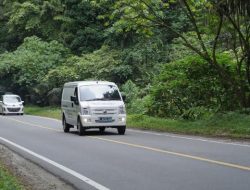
(25, 105, 61, 120)
(128, 113, 250, 139)
(0, 163, 25, 190)
(25, 106, 250, 139)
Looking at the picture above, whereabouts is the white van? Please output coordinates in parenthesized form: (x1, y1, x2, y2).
(61, 81, 126, 136)
(0, 94, 24, 115)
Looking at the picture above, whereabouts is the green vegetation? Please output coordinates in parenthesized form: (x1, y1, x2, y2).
(148, 54, 239, 119)
(25, 106, 61, 120)
(0, 163, 25, 190)
(25, 106, 250, 139)
(0, 1, 250, 137)
(128, 113, 250, 139)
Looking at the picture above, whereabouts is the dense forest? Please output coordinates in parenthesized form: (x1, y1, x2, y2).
(0, 0, 250, 120)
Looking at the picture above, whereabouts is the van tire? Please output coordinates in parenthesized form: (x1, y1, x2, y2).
(63, 116, 70, 133)
(117, 126, 126, 135)
(99, 127, 105, 134)
(77, 118, 85, 136)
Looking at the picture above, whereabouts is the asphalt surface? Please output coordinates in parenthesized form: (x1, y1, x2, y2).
(0, 115, 250, 190)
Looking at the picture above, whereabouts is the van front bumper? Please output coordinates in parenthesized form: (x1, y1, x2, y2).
(80, 114, 126, 127)
(2, 106, 24, 114)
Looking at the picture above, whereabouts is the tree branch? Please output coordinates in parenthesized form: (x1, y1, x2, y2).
(138, 0, 210, 61)
(181, 0, 210, 59)
(212, 13, 223, 64)
(225, 12, 248, 50)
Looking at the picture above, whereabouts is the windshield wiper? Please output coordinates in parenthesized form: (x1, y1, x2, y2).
(107, 98, 121, 101)
(85, 98, 106, 101)
(85, 98, 120, 101)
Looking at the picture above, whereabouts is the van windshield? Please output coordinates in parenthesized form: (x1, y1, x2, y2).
(3, 96, 21, 103)
(79, 85, 121, 101)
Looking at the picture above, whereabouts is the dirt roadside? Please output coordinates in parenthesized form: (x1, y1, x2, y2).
(0, 144, 75, 190)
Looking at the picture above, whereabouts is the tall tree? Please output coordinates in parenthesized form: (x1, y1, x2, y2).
(6, 0, 65, 40)
(61, 0, 108, 54)
(106, 0, 250, 107)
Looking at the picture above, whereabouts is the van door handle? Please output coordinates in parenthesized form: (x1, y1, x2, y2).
(72, 103, 74, 107)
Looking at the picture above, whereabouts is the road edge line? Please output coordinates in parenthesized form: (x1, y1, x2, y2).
(0, 137, 110, 190)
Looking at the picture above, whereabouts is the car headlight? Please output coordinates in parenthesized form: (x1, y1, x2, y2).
(118, 106, 126, 114)
(82, 107, 90, 115)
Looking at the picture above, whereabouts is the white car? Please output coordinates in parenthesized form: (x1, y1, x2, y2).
(61, 81, 126, 136)
(0, 94, 24, 115)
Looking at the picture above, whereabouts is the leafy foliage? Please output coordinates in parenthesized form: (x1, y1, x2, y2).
(0, 0, 250, 119)
(66, 45, 132, 84)
(44, 66, 79, 89)
(0, 36, 69, 101)
(149, 54, 238, 119)
(121, 80, 151, 114)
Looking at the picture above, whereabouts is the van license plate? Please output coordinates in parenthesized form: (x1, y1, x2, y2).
(98, 117, 112, 122)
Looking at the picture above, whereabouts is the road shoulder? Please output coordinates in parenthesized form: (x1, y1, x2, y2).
(0, 144, 75, 190)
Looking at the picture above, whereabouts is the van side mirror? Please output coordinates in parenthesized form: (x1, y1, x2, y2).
(70, 96, 76, 102)
(71, 96, 79, 105)
(122, 94, 126, 102)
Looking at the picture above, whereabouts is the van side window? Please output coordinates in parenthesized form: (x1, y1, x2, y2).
(62, 87, 74, 101)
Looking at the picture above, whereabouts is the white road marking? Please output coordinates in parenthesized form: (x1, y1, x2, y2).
(0, 137, 110, 190)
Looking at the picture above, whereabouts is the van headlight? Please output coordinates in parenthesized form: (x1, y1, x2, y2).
(82, 107, 90, 115)
(118, 106, 126, 114)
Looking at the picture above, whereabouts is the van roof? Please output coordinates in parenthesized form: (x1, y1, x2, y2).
(64, 81, 117, 87)
(3, 94, 20, 97)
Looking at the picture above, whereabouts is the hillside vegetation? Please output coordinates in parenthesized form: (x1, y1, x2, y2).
(0, 0, 250, 121)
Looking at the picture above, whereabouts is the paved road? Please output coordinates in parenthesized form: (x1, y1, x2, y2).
(0, 115, 250, 190)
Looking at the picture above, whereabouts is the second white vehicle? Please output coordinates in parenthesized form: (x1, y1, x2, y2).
(61, 81, 126, 136)
(0, 94, 24, 115)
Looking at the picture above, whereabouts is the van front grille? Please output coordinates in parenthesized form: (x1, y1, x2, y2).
(92, 109, 116, 115)
(7, 108, 21, 112)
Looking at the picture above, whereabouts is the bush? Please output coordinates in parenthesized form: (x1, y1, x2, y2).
(128, 95, 151, 114)
(67, 45, 133, 84)
(148, 54, 237, 119)
(0, 36, 70, 98)
(121, 80, 139, 103)
(44, 66, 79, 89)
(121, 80, 150, 114)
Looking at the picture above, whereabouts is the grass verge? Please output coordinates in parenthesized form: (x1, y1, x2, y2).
(25, 105, 61, 120)
(25, 106, 250, 139)
(128, 113, 250, 139)
(0, 163, 25, 190)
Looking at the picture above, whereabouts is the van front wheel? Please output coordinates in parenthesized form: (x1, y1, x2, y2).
(117, 126, 126, 135)
(77, 118, 85, 136)
(99, 127, 105, 134)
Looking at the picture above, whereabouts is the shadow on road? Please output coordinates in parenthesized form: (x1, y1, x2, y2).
(0, 114, 23, 116)
(68, 130, 121, 137)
